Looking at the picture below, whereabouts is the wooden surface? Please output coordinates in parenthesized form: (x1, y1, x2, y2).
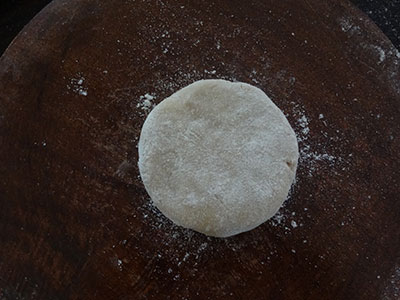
(1, 0, 400, 299)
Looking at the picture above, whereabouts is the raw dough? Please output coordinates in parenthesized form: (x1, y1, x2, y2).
(138, 79, 298, 237)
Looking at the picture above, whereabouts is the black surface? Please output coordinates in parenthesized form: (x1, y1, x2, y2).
(352, 0, 400, 48)
(0, 0, 52, 55)
(0, 0, 400, 56)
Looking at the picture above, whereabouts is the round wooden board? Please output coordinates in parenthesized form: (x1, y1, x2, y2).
(1, 0, 399, 299)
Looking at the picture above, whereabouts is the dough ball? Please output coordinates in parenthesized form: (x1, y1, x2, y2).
(138, 79, 298, 237)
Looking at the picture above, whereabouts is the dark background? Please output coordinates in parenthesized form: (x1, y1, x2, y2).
(0, 0, 400, 56)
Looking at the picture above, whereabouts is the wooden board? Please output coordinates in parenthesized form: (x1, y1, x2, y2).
(0, 0, 399, 299)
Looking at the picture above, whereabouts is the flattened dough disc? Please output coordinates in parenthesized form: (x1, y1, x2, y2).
(138, 80, 299, 237)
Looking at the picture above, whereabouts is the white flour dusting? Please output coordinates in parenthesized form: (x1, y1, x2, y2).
(134, 199, 217, 270)
(204, 69, 217, 75)
(216, 40, 221, 50)
(381, 265, 400, 299)
(385, 49, 400, 96)
(373, 45, 386, 63)
(136, 93, 156, 115)
(338, 17, 361, 34)
(338, 15, 400, 96)
(117, 259, 123, 271)
(291, 220, 298, 228)
(291, 102, 339, 177)
(68, 74, 88, 96)
(270, 211, 286, 226)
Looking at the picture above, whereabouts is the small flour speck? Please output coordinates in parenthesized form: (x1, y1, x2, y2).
(371, 45, 386, 63)
(137, 93, 156, 115)
(204, 69, 217, 75)
(338, 17, 360, 34)
(69, 74, 88, 97)
(270, 211, 286, 226)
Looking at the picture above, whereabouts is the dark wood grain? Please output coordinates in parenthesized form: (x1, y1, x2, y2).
(0, 0, 399, 299)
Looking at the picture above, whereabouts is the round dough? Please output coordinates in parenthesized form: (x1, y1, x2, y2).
(138, 79, 298, 237)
